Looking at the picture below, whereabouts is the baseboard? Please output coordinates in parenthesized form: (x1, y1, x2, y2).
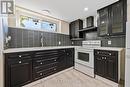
(95, 75, 119, 87)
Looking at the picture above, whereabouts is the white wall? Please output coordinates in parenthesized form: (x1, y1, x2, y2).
(8, 6, 70, 35)
(0, 17, 7, 87)
(125, 1, 130, 87)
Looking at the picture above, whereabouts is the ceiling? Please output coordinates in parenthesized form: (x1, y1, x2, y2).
(16, 0, 120, 22)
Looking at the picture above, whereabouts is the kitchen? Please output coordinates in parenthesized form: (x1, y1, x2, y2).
(0, 0, 129, 87)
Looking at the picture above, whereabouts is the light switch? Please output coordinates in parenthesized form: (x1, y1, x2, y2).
(59, 41, 61, 45)
(108, 40, 111, 45)
(72, 42, 74, 45)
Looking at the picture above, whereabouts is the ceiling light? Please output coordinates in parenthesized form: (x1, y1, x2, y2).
(84, 7, 88, 11)
(42, 10, 51, 14)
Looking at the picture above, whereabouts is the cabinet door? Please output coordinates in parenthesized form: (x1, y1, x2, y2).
(69, 22, 75, 39)
(94, 56, 107, 77)
(7, 59, 32, 87)
(110, 1, 124, 35)
(98, 8, 109, 36)
(66, 49, 74, 68)
(58, 50, 67, 70)
(106, 56, 118, 82)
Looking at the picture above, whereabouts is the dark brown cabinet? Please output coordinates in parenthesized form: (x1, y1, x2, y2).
(5, 52, 32, 87)
(94, 50, 118, 82)
(110, 1, 125, 35)
(97, 0, 126, 36)
(66, 49, 74, 68)
(69, 19, 83, 39)
(5, 48, 74, 87)
(97, 8, 109, 36)
(32, 50, 59, 80)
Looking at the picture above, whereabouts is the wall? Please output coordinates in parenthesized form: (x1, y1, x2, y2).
(8, 6, 70, 35)
(125, 1, 130, 87)
(0, 17, 8, 87)
(7, 27, 72, 48)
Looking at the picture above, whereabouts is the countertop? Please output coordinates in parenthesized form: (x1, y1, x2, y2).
(3, 46, 125, 53)
(94, 47, 125, 51)
(3, 46, 78, 53)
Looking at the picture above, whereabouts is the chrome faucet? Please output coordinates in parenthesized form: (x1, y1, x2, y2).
(5, 36, 11, 48)
(40, 33, 44, 47)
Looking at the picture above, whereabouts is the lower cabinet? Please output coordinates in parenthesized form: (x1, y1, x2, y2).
(5, 52, 33, 87)
(94, 50, 118, 82)
(5, 48, 74, 87)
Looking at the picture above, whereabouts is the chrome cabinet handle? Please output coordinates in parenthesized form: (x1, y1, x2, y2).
(40, 73, 43, 76)
(40, 62, 43, 65)
(19, 55, 22, 58)
(19, 61, 22, 64)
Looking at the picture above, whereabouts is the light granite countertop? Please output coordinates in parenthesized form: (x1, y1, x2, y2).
(94, 47, 125, 51)
(3, 46, 125, 53)
(3, 46, 79, 53)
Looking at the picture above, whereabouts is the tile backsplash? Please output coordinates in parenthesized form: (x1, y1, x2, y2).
(6, 27, 126, 49)
(85, 31, 126, 48)
(7, 27, 72, 48)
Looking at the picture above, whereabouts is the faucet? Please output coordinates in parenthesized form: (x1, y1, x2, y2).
(5, 36, 11, 48)
(40, 33, 44, 47)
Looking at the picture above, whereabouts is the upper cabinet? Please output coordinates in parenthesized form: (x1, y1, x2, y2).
(97, 0, 126, 36)
(98, 8, 109, 36)
(69, 19, 83, 40)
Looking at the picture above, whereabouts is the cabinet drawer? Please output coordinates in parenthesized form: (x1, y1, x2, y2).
(33, 62, 58, 72)
(5, 52, 31, 59)
(94, 50, 118, 56)
(8, 58, 32, 65)
(33, 66, 57, 80)
(34, 50, 58, 58)
(33, 57, 58, 67)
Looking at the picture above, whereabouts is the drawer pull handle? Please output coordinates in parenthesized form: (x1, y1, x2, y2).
(54, 60, 56, 61)
(109, 53, 111, 55)
(19, 55, 22, 58)
(19, 61, 22, 64)
(54, 68, 56, 70)
(40, 73, 43, 76)
(40, 62, 43, 65)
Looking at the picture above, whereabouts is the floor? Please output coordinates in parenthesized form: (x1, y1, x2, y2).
(32, 69, 123, 87)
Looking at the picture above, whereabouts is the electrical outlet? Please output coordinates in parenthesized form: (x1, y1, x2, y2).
(72, 42, 74, 45)
(108, 40, 111, 45)
(58, 41, 61, 45)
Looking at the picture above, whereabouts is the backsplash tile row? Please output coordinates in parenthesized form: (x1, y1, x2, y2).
(84, 32, 126, 47)
(7, 27, 72, 48)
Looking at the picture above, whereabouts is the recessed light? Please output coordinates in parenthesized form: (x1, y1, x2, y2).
(42, 10, 51, 14)
(84, 7, 88, 11)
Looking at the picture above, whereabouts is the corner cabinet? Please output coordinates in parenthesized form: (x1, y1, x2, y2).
(97, 0, 126, 36)
(69, 19, 83, 39)
(5, 48, 74, 87)
(94, 50, 118, 82)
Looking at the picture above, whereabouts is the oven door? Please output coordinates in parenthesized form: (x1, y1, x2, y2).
(75, 48, 94, 68)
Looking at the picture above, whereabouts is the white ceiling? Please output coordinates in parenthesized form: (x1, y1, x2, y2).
(16, 0, 119, 22)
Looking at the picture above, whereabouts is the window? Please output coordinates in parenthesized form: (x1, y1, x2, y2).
(41, 21, 57, 32)
(20, 15, 57, 32)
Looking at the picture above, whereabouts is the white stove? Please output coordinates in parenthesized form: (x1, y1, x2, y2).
(75, 40, 101, 77)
